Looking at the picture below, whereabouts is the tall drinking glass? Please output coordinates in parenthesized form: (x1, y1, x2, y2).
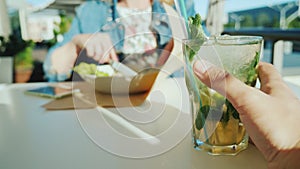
(183, 35, 263, 155)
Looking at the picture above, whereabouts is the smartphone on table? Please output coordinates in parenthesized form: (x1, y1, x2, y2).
(25, 85, 79, 99)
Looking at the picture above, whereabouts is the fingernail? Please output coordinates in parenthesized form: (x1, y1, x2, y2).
(193, 60, 212, 76)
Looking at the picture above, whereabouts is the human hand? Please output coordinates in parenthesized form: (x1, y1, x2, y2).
(193, 61, 300, 169)
(51, 42, 78, 75)
(72, 33, 119, 63)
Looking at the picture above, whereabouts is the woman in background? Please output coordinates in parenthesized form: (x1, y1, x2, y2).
(43, 0, 195, 81)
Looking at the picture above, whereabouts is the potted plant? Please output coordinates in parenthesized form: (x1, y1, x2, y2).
(0, 33, 35, 82)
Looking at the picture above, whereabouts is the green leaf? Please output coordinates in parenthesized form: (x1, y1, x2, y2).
(195, 105, 210, 130)
(224, 99, 240, 122)
(185, 13, 206, 62)
(240, 52, 260, 86)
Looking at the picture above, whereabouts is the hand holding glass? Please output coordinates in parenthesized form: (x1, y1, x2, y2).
(183, 35, 263, 155)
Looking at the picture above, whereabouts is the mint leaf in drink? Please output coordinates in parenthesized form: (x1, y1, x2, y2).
(188, 14, 206, 40)
(195, 105, 210, 130)
(245, 52, 260, 86)
(186, 13, 207, 61)
(236, 51, 260, 86)
(225, 99, 239, 121)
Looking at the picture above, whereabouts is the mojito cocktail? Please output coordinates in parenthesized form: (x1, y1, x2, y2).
(183, 35, 263, 155)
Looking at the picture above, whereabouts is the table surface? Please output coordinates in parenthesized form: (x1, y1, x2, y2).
(0, 78, 271, 169)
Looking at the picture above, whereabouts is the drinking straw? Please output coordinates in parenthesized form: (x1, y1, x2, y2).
(174, 0, 209, 141)
(174, 0, 189, 38)
(178, 0, 188, 22)
(185, 49, 209, 142)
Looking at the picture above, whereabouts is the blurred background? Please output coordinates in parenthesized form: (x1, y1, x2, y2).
(0, 0, 299, 83)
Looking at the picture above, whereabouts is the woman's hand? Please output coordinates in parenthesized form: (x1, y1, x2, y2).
(50, 33, 119, 76)
(72, 33, 119, 63)
(193, 61, 300, 169)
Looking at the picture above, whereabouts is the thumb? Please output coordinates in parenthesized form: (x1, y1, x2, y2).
(193, 60, 256, 107)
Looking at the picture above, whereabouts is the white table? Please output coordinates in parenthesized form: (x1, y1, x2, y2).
(0, 78, 267, 169)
